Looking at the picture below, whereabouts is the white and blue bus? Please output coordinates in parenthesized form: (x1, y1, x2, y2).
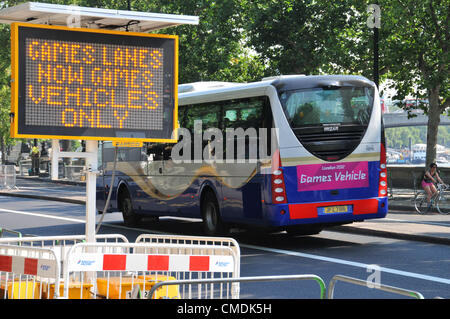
(96, 75, 388, 235)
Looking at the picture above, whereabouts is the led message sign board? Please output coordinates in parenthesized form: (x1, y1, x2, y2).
(10, 23, 178, 142)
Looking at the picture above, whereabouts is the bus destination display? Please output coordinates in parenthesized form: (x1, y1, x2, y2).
(11, 23, 178, 142)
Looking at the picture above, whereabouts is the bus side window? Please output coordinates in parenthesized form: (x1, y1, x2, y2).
(147, 143, 164, 161)
(178, 104, 187, 131)
(183, 103, 220, 160)
(224, 109, 238, 127)
(163, 144, 173, 160)
(222, 97, 265, 160)
(125, 147, 144, 161)
(103, 142, 115, 163)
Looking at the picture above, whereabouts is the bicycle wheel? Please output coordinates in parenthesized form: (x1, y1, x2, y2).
(414, 192, 430, 214)
(436, 191, 450, 214)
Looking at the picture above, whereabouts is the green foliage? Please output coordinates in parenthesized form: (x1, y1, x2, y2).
(0, 24, 10, 87)
(138, 0, 265, 83)
(0, 0, 447, 164)
(243, 0, 362, 76)
(386, 126, 450, 149)
(382, 0, 449, 110)
(0, 23, 12, 158)
(380, 0, 449, 165)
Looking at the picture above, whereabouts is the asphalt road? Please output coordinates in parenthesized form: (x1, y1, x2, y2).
(0, 195, 449, 299)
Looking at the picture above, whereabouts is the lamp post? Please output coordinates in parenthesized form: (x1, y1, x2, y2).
(367, 4, 381, 88)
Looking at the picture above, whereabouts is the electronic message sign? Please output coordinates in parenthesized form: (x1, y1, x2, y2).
(10, 23, 178, 142)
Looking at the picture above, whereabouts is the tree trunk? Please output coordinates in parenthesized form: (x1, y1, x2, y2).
(0, 136, 4, 165)
(425, 87, 441, 167)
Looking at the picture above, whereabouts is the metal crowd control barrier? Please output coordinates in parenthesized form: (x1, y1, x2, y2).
(147, 274, 326, 299)
(135, 233, 239, 249)
(135, 234, 241, 299)
(327, 274, 424, 299)
(135, 234, 240, 274)
(0, 227, 22, 238)
(62, 241, 240, 299)
(0, 244, 60, 299)
(0, 165, 17, 190)
(0, 234, 240, 299)
(19, 160, 31, 177)
(65, 165, 85, 182)
(0, 234, 129, 299)
(0, 234, 129, 247)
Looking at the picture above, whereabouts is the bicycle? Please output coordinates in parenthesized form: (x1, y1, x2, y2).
(414, 183, 450, 214)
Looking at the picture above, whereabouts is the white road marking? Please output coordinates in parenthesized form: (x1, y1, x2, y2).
(0, 208, 84, 224)
(242, 244, 450, 285)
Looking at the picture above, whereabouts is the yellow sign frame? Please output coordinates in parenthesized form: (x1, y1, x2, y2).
(10, 22, 179, 143)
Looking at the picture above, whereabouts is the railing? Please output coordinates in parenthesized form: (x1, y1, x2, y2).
(0, 165, 17, 190)
(0, 227, 22, 238)
(0, 231, 434, 299)
(327, 274, 424, 299)
(147, 274, 327, 299)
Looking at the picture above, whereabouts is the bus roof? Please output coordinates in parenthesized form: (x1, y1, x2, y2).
(178, 75, 374, 105)
(271, 74, 374, 91)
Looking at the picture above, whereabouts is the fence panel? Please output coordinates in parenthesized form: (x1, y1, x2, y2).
(0, 234, 242, 299)
(0, 165, 17, 190)
(63, 242, 240, 299)
(135, 234, 240, 257)
(147, 274, 326, 299)
(0, 227, 22, 239)
(0, 234, 129, 247)
(327, 274, 424, 299)
(0, 234, 129, 299)
(0, 245, 60, 299)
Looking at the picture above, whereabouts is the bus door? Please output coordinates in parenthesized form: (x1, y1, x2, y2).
(144, 143, 174, 213)
(96, 141, 106, 211)
(97, 142, 116, 212)
(146, 143, 165, 176)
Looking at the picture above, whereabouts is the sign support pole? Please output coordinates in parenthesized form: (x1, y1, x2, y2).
(85, 140, 98, 243)
(50, 138, 98, 242)
(51, 139, 59, 180)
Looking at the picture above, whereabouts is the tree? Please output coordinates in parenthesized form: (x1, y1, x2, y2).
(0, 22, 12, 164)
(0, 0, 264, 159)
(134, 0, 264, 83)
(382, 0, 449, 166)
(243, 0, 359, 76)
(244, 0, 448, 167)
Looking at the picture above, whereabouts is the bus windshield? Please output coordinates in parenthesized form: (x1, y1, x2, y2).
(279, 86, 374, 127)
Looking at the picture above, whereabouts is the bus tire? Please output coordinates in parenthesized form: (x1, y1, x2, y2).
(119, 188, 140, 226)
(201, 191, 228, 236)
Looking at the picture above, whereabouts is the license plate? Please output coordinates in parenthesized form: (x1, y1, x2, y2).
(324, 205, 349, 214)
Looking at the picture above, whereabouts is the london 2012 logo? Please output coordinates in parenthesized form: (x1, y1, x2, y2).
(297, 161, 369, 192)
(215, 261, 231, 268)
(77, 259, 96, 266)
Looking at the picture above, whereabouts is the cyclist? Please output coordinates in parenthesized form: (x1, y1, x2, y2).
(422, 162, 445, 206)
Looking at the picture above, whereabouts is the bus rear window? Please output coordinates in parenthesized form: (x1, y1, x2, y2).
(279, 87, 374, 127)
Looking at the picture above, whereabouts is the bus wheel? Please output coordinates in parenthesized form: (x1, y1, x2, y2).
(202, 192, 228, 236)
(119, 189, 140, 226)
